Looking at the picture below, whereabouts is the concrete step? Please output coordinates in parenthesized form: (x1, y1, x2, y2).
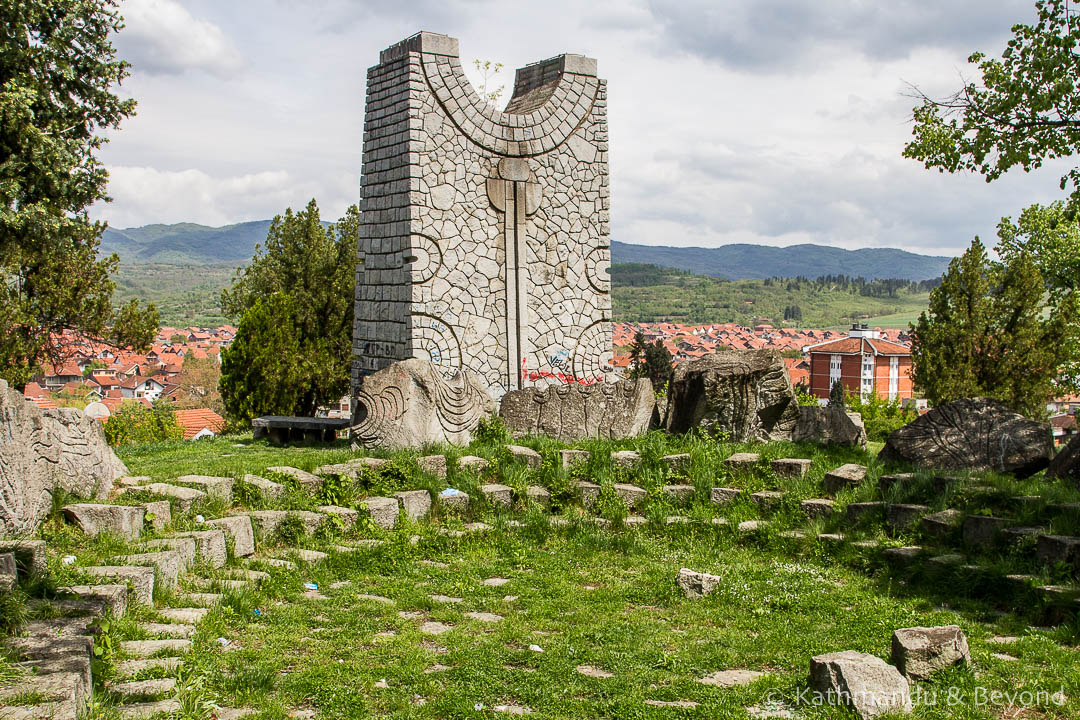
(119, 639, 191, 658)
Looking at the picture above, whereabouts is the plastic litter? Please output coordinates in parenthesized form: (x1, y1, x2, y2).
(252, 609, 261, 616)
(441, 488, 461, 497)
(474, 703, 484, 711)
(195, 514, 205, 523)
(529, 644, 543, 653)
(216, 637, 230, 647)
(62, 555, 76, 565)
(304, 582, 318, 591)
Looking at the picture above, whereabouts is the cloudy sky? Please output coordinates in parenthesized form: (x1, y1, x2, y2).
(90, 0, 1071, 257)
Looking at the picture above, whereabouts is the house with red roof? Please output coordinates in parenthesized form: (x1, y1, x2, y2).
(175, 409, 225, 440)
(804, 324, 913, 402)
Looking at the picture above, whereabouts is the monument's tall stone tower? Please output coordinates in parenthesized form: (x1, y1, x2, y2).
(352, 32, 612, 402)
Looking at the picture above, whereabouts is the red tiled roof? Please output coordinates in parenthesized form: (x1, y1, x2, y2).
(175, 409, 225, 440)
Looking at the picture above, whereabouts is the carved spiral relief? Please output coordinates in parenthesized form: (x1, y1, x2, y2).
(426, 364, 490, 434)
(411, 313, 462, 377)
(572, 320, 614, 382)
(585, 245, 610, 294)
(404, 233, 443, 284)
(351, 385, 406, 447)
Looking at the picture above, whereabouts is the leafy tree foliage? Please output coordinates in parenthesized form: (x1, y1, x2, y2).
(103, 399, 183, 446)
(220, 200, 358, 419)
(910, 238, 1079, 418)
(171, 356, 223, 414)
(846, 391, 918, 442)
(1, 0, 158, 389)
(904, 0, 1080, 210)
(628, 331, 674, 391)
(997, 200, 1080, 298)
(220, 292, 305, 422)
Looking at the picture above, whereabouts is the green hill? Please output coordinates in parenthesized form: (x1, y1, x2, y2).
(102, 221, 273, 264)
(611, 240, 951, 281)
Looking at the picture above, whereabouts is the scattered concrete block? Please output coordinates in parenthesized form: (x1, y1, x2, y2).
(417, 455, 447, 478)
(613, 483, 646, 509)
(611, 450, 641, 468)
(507, 445, 542, 467)
(662, 453, 691, 472)
(394, 489, 431, 521)
(117, 551, 182, 589)
(772, 458, 812, 478)
(205, 515, 256, 557)
(141, 500, 171, 531)
(663, 484, 695, 505)
(711, 487, 741, 506)
(808, 650, 912, 719)
(846, 502, 884, 524)
(173, 475, 234, 501)
(317, 505, 360, 530)
(266, 466, 322, 494)
(573, 480, 600, 508)
(241, 474, 286, 499)
(83, 566, 155, 606)
(920, 509, 962, 539)
(676, 568, 721, 598)
(458, 455, 490, 472)
(119, 639, 191, 658)
(883, 546, 925, 567)
(63, 503, 144, 541)
(0, 539, 46, 573)
(57, 584, 127, 617)
(891, 626, 970, 681)
(137, 483, 206, 512)
(1036, 534, 1080, 568)
(481, 483, 513, 508)
(173, 529, 227, 568)
(824, 464, 867, 494)
(878, 473, 916, 494)
(142, 537, 197, 570)
(724, 452, 760, 469)
(801, 499, 837, 520)
(750, 491, 784, 512)
(437, 488, 470, 513)
(360, 497, 398, 530)
(962, 515, 1009, 549)
(886, 504, 930, 532)
(526, 486, 551, 508)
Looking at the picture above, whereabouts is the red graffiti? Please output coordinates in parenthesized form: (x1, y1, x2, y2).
(520, 357, 604, 385)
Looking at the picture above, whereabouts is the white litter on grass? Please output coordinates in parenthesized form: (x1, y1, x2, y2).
(216, 637, 230, 647)
(62, 555, 76, 565)
(195, 515, 205, 523)
(441, 488, 461, 497)
(304, 583, 318, 591)
(528, 644, 543, 653)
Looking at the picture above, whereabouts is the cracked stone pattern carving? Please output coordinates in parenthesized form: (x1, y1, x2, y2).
(352, 34, 612, 403)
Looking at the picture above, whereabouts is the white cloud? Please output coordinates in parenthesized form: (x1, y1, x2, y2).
(117, 0, 244, 77)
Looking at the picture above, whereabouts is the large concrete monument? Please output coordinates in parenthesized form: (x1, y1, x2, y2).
(352, 32, 613, 403)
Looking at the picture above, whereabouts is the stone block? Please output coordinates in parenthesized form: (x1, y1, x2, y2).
(878, 473, 916, 494)
(886, 504, 930, 532)
(241, 474, 286, 499)
(173, 475, 234, 501)
(360, 497, 398, 530)
(437, 488, 469, 512)
(1036, 534, 1080, 567)
(141, 500, 171, 531)
(574, 480, 600, 508)
(801, 498, 837, 519)
(663, 453, 691, 472)
(891, 626, 970, 681)
(173, 529, 227, 568)
(771, 457, 812, 478)
(724, 452, 760, 469)
(962, 515, 1009, 549)
(883, 546, 925, 567)
(809, 650, 912, 719)
(317, 505, 361, 530)
(613, 483, 646, 509)
(663, 484, 695, 505)
(266, 466, 322, 494)
(507, 445, 542, 467)
(117, 551, 181, 590)
(750, 491, 784, 512)
(142, 537, 197, 570)
(792, 406, 868, 447)
(63, 503, 144, 541)
(499, 379, 655, 442)
(611, 450, 640, 468)
(526, 485, 550, 508)
(0, 539, 46, 574)
(676, 568, 721, 598)
(824, 464, 867, 494)
(394, 489, 431, 521)
(205, 515, 256, 557)
(711, 487, 742, 506)
(458, 455, 489, 472)
(417, 455, 448, 478)
(83, 566, 155, 606)
(920, 509, 962, 539)
(138, 483, 206, 512)
(846, 502, 884, 524)
(560, 449, 591, 469)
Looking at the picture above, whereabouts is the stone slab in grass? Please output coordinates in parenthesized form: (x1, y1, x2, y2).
(771, 457, 811, 478)
(0, 539, 46, 574)
(437, 488, 470, 513)
(711, 487, 741, 506)
(1035, 534, 1080, 567)
(458, 455, 490, 472)
(108, 676, 178, 698)
(663, 484, 695, 504)
(136, 483, 206, 513)
(120, 699, 182, 717)
(158, 607, 207, 624)
(138, 622, 194, 639)
(625, 515, 648, 527)
(84, 565, 155, 606)
(962, 515, 1009, 549)
(357, 498, 396, 529)
(801, 499, 836, 519)
(612, 450, 641, 468)
(824, 463, 867, 494)
(891, 625, 970, 681)
(266, 466, 323, 494)
(613, 483, 646, 509)
(526, 486, 551, 508)
(677, 568, 721, 598)
(119, 638, 192, 658)
(920, 509, 962, 539)
(141, 500, 171, 531)
(242, 474, 286, 500)
(699, 669, 766, 687)
(882, 547, 925, 567)
(357, 593, 394, 605)
(809, 650, 911, 719)
(173, 529, 227, 568)
(465, 611, 503, 622)
(846, 502, 884, 524)
(63, 503, 144, 541)
(750, 491, 784, 512)
(395, 489, 431, 521)
(206, 515, 256, 557)
(420, 621, 453, 635)
(878, 473, 916, 494)
(724, 452, 760, 468)
(737, 520, 765, 533)
(173, 475, 234, 501)
(507, 445, 542, 467)
(886, 504, 930, 531)
(481, 483, 513, 508)
(417, 455, 447, 479)
(573, 480, 600, 508)
(645, 700, 699, 709)
(662, 453, 690, 471)
(178, 592, 222, 607)
(560, 449, 591, 469)
(58, 584, 128, 617)
(576, 665, 614, 679)
(482, 577, 511, 587)
(117, 551, 182, 589)
(116, 657, 181, 678)
(118, 475, 151, 487)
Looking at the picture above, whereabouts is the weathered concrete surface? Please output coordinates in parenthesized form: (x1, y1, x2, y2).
(879, 398, 1051, 478)
(205, 515, 256, 557)
(891, 626, 970, 681)
(808, 650, 912, 719)
(63, 504, 144, 541)
(1, 380, 125, 535)
(676, 568, 721, 598)
(499, 378, 654, 442)
(351, 359, 495, 449)
(1047, 432, 1080, 486)
(664, 350, 800, 442)
(792, 406, 868, 448)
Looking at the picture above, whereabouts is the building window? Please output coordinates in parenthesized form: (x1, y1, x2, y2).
(861, 353, 875, 398)
(829, 354, 841, 388)
(889, 356, 899, 401)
